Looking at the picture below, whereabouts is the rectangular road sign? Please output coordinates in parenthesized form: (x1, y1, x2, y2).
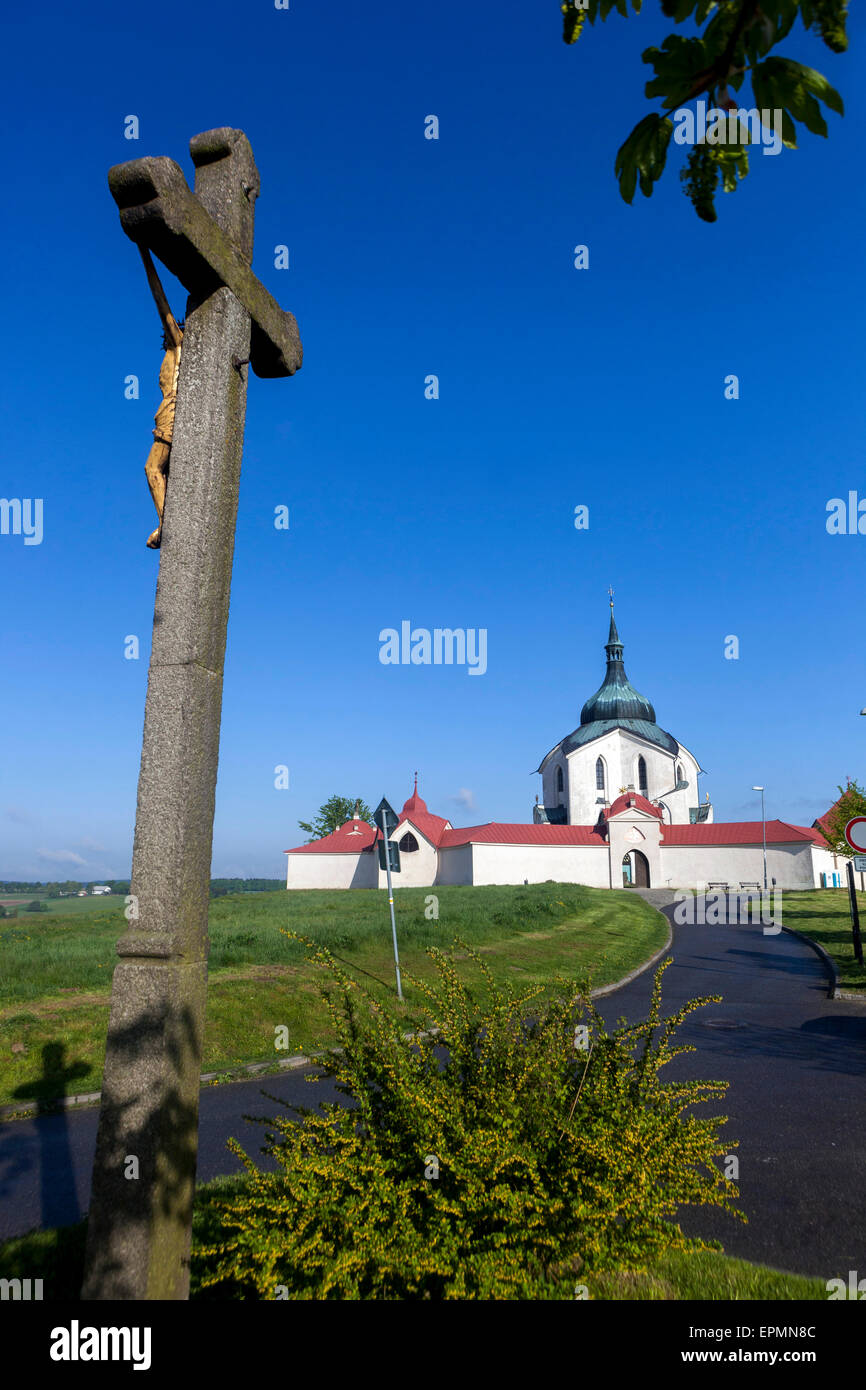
(378, 839, 400, 873)
(853, 856, 866, 873)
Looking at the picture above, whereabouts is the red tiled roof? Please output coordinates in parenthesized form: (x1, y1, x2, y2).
(286, 819, 377, 855)
(440, 823, 608, 848)
(288, 809, 831, 857)
(801, 826, 831, 848)
(813, 794, 846, 838)
(661, 819, 822, 847)
(393, 810, 451, 847)
(400, 787, 428, 818)
(606, 793, 663, 821)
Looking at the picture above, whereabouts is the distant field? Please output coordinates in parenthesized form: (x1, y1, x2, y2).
(0, 894, 125, 916)
(0, 882, 667, 1109)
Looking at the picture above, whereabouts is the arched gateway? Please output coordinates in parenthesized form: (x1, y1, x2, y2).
(623, 850, 650, 888)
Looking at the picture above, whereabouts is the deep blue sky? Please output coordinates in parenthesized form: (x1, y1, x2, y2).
(2, 0, 863, 880)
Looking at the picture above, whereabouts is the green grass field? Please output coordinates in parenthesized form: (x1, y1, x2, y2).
(0, 1178, 828, 1300)
(0, 882, 667, 1110)
(780, 888, 866, 992)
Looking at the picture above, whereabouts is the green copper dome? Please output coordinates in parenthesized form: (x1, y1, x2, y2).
(534, 604, 681, 775)
(579, 608, 657, 725)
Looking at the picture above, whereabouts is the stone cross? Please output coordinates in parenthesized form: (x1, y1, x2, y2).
(81, 129, 301, 1301)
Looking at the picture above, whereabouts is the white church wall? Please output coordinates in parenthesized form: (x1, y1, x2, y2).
(564, 730, 620, 825)
(542, 757, 570, 821)
(809, 844, 863, 889)
(563, 730, 701, 826)
(286, 852, 378, 890)
(469, 842, 610, 887)
(659, 843, 815, 891)
(436, 844, 474, 886)
(378, 826, 438, 888)
(666, 740, 709, 823)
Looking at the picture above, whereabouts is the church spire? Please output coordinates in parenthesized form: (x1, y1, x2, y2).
(606, 587, 623, 662)
(579, 596, 657, 726)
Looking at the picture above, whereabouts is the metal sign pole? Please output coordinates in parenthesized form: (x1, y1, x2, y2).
(382, 811, 403, 999)
(846, 859, 864, 966)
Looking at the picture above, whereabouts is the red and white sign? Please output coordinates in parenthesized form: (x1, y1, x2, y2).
(844, 817, 866, 852)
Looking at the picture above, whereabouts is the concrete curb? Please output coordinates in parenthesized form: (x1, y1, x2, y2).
(0, 915, 673, 1121)
(589, 906, 674, 1000)
(781, 925, 841, 999)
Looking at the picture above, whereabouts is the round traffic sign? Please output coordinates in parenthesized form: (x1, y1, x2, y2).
(844, 817, 866, 852)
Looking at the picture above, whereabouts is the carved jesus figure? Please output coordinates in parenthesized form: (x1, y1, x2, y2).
(140, 246, 184, 548)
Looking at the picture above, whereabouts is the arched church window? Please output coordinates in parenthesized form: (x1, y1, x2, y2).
(595, 758, 605, 792)
(676, 762, 684, 784)
(400, 832, 419, 853)
(637, 757, 648, 795)
(556, 767, 564, 794)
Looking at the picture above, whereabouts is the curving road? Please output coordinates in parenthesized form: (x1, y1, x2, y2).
(0, 894, 863, 1280)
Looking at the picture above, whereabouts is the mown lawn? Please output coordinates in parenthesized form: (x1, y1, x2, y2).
(780, 888, 866, 992)
(0, 1180, 827, 1301)
(0, 883, 666, 1109)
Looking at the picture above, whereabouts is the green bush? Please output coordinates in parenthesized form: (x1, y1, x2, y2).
(193, 942, 743, 1300)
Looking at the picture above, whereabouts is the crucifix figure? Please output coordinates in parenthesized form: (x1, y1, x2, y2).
(82, 128, 301, 1301)
(140, 246, 183, 548)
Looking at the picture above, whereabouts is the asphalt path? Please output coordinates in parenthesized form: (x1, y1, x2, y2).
(1, 896, 864, 1280)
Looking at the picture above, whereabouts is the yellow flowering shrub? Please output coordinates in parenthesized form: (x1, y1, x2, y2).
(192, 943, 743, 1299)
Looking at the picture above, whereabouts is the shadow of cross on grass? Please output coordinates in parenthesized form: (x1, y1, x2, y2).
(12, 1042, 91, 1230)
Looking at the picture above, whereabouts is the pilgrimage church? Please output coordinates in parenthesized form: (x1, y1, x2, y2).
(286, 602, 841, 893)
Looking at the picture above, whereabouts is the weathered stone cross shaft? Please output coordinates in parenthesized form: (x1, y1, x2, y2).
(108, 129, 301, 378)
(82, 128, 301, 1301)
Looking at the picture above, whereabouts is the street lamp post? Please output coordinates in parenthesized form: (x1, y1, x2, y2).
(752, 785, 767, 891)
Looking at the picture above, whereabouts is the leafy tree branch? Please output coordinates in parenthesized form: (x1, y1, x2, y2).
(561, 0, 847, 219)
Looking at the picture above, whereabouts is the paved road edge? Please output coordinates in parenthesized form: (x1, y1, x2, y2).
(781, 925, 840, 999)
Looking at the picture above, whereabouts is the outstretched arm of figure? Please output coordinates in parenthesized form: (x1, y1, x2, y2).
(138, 245, 183, 349)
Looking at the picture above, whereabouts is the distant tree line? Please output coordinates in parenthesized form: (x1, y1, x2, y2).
(0, 880, 131, 897)
(209, 878, 284, 898)
(0, 878, 282, 901)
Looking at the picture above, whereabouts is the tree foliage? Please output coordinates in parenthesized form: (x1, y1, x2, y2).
(561, 0, 847, 219)
(298, 795, 374, 843)
(209, 878, 284, 898)
(819, 779, 866, 858)
(193, 942, 743, 1299)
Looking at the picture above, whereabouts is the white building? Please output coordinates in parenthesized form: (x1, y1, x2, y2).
(286, 604, 838, 893)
